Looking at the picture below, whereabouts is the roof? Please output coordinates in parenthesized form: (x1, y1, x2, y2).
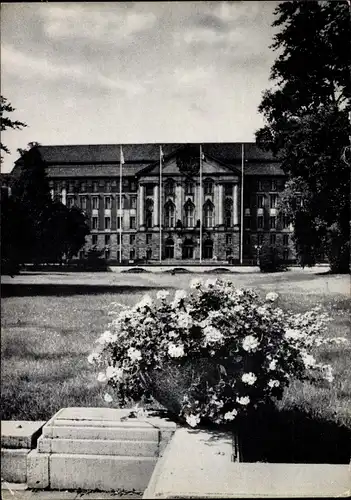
(15, 142, 277, 165)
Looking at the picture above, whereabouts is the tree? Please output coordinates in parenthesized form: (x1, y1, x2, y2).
(256, 1, 351, 273)
(1, 96, 27, 161)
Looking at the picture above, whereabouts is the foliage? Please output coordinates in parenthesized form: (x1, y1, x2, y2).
(256, 1, 351, 273)
(80, 248, 109, 271)
(259, 243, 287, 273)
(0, 95, 27, 160)
(88, 279, 344, 428)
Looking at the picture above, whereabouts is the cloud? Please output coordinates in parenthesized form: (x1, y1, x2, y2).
(1, 45, 146, 97)
(41, 4, 157, 43)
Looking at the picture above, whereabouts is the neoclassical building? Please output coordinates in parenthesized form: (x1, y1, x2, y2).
(8, 143, 295, 264)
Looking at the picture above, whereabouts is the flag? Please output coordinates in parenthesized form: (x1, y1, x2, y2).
(120, 145, 125, 165)
(160, 145, 164, 162)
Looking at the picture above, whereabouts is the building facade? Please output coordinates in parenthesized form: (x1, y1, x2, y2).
(9, 143, 296, 264)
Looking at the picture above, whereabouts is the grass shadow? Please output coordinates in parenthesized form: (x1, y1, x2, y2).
(1, 283, 168, 297)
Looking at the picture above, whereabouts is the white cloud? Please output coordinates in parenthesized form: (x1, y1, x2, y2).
(1, 45, 145, 97)
(41, 4, 156, 42)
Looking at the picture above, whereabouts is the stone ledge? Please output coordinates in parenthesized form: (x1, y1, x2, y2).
(143, 428, 351, 499)
(1, 448, 31, 483)
(1, 421, 46, 449)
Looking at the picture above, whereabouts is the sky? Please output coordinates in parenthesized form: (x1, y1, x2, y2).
(1, 1, 280, 173)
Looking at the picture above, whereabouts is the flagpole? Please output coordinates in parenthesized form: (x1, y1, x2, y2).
(199, 145, 203, 264)
(159, 145, 163, 264)
(119, 145, 123, 264)
(240, 143, 244, 265)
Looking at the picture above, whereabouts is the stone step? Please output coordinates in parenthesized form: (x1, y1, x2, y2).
(37, 437, 159, 457)
(43, 424, 159, 442)
(1, 448, 30, 483)
(27, 449, 157, 491)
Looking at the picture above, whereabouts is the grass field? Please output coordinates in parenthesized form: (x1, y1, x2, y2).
(1, 270, 350, 428)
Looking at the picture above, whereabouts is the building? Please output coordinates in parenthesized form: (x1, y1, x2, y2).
(8, 142, 296, 264)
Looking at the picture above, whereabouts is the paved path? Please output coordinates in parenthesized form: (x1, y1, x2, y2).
(1, 485, 142, 500)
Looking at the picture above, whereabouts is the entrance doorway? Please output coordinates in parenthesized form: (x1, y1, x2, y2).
(182, 238, 195, 259)
(165, 238, 175, 259)
(203, 239, 213, 259)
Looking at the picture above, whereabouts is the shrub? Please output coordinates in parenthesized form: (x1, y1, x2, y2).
(88, 279, 345, 428)
(259, 244, 287, 273)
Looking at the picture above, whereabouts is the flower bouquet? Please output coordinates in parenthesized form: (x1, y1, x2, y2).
(88, 278, 340, 428)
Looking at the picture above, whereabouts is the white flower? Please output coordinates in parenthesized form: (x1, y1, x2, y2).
(168, 343, 185, 358)
(96, 330, 117, 345)
(104, 393, 113, 403)
(177, 312, 193, 329)
(157, 290, 169, 300)
(236, 289, 244, 297)
(87, 352, 100, 364)
(106, 366, 124, 381)
(174, 289, 187, 302)
(205, 278, 217, 288)
(301, 352, 316, 368)
(322, 365, 334, 383)
(203, 325, 223, 344)
(284, 329, 303, 341)
(97, 372, 108, 383)
(134, 294, 153, 310)
(189, 279, 202, 289)
(268, 379, 280, 388)
(242, 335, 259, 352)
(241, 372, 257, 385)
(224, 409, 238, 421)
(268, 359, 278, 371)
(266, 292, 279, 302)
(236, 396, 250, 406)
(186, 414, 201, 427)
(233, 305, 244, 313)
(127, 347, 142, 362)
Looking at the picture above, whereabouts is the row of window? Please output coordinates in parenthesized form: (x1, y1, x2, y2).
(91, 216, 136, 230)
(243, 234, 289, 246)
(66, 195, 137, 210)
(257, 180, 278, 192)
(244, 215, 290, 230)
(256, 194, 279, 209)
(57, 179, 138, 193)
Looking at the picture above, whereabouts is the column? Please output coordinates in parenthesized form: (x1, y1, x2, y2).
(175, 183, 182, 224)
(233, 184, 238, 225)
(214, 183, 220, 225)
(218, 184, 224, 225)
(61, 187, 67, 206)
(154, 184, 159, 227)
(139, 185, 145, 226)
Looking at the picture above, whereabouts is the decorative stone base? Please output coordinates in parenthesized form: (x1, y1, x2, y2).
(27, 407, 176, 492)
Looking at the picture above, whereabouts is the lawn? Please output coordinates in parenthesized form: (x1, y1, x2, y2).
(1, 270, 350, 429)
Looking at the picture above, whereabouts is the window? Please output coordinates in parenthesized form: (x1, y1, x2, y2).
(204, 202, 214, 227)
(224, 183, 232, 195)
(67, 196, 75, 208)
(105, 249, 110, 260)
(257, 216, 264, 229)
(80, 196, 87, 210)
(204, 179, 213, 195)
(165, 179, 175, 196)
(105, 181, 111, 192)
(185, 181, 194, 195)
(224, 210, 232, 227)
(270, 234, 276, 245)
(146, 210, 153, 228)
(257, 180, 263, 191)
(130, 216, 136, 229)
(68, 182, 75, 193)
(283, 249, 289, 261)
(203, 239, 213, 259)
(130, 196, 137, 209)
(117, 216, 123, 229)
(130, 180, 137, 192)
(257, 233, 264, 245)
(146, 234, 152, 244)
(104, 217, 111, 230)
(116, 195, 125, 209)
(226, 234, 232, 245)
(146, 184, 154, 196)
(270, 216, 276, 229)
(283, 235, 289, 246)
(257, 195, 264, 208)
(165, 202, 175, 227)
(244, 216, 251, 229)
(92, 196, 99, 210)
(271, 179, 277, 191)
(130, 249, 135, 260)
(104, 196, 111, 210)
(130, 234, 136, 245)
(270, 194, 278, 209)
(184, 201, 194, 227)
(92, 217, 98, 230)
(283, 216, 289, 229)
(93, 181, 98, 193)
(244, 234, 251, 245)
(80, 182, 86, 193)
(105, 235, 111, 246)
(165, 238, 174, 259)
(92, 234, 98, 246)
